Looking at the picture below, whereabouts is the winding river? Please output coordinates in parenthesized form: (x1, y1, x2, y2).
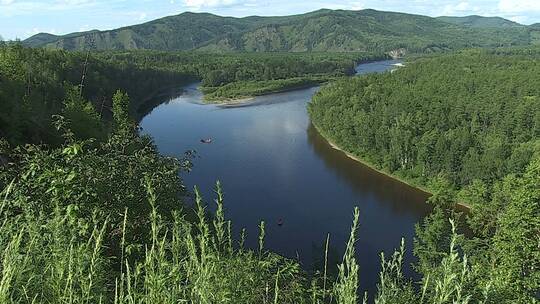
(140, 60, 431, 295)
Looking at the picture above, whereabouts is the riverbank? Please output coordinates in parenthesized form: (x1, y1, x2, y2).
(206, 96, 256, 105)
(312, 123, 471, 211)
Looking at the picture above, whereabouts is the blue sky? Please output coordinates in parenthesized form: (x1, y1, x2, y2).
(1, 0, 540, 40)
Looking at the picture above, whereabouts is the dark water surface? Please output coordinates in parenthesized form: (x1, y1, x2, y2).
(140, 60, 431, 296)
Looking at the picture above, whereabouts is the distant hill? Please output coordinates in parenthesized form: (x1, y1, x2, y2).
(23, 12, 269, 50)
(23, 9, 537, 53)
(23, 30, 101, 47)
(529, 23, 540, 44)
(436, 15, 523, 28)
(23, 33, 59, 46)
(199, 10, 533, 53)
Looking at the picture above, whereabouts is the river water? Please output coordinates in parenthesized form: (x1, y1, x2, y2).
(140, 60, 431, 296)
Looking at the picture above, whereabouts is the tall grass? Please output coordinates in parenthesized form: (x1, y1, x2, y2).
(0, 180, 492, 303)
(334, 207, 360, 304)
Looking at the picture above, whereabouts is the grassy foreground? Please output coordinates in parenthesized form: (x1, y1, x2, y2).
(0, 177, 481, 303)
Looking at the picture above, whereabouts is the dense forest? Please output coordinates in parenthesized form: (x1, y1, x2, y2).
(309, 48, 540, 301)
(309, 48, 540, 203)
(435, 15, 524, 28)
(23, 9, 539, 53)
(0, 45, 368, 144)
(0, 45, 194, 145)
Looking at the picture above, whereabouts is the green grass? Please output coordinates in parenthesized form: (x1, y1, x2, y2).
(0, 174, 502, 303)
(1, 168, 496, 304)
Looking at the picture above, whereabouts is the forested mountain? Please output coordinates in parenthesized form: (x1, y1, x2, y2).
(436, 15, 523, 28)
(22, 12, 258, 50)
(22, 30, 101, 47)
(23, 9, 539, 53)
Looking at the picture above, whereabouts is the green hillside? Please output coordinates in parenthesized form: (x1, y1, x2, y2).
(23, 12, 267, 50)
(21, 33, 59, 46)
(436, 15, 523, 28)
(529, 24, 540, 44)
(23, 9, 536, 53)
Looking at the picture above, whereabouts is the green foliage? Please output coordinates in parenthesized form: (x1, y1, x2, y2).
(310, 47, 539, 303)
(202, 77, 323, 102)
(2, 40, 537, 304)
(373, 239, 417, 304)
(62, 85, 106, 140)
(100, 50, 371, 87)
(112, 90, 130, 128)
(436, 16, 523, 28)
(413, 207, 455, 275)
(309, 48, 540, 206)
(0, 180, 309, 303)
(1, 45, 368, 145)
(418, 220, 476, 304)
(334, 207, 360, 304)
(0, 131, 537, 302)
(0, 127, 187, 239)
(0, 45, 194, 145)
(490, 156, 540, 299)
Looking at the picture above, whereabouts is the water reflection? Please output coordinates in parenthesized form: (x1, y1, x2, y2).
(306, 123, 431, 216)
(140, 60, 429, 297)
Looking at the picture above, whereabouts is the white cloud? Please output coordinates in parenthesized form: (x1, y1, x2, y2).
(184, 0, 239, 9)
(507, 15, 528, 23)
(351, 2, 364, 10)
(1, 0, 15, 5)
(498, 0, 540, 13)
(26, 27, 57, 36)
(440, 1, 482, 16)
(57, 0, 92, 4)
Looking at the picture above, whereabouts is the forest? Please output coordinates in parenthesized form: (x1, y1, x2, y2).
(99, 51, 384, 102)
(0, 45, 370, 145)
(0, 45, 194, 145)
(309, 48, 540, 204)
(309, 48, 540, 301)
(0, 42, 538, 303)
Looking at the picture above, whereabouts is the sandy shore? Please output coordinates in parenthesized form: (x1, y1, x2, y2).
(207, 96, 256, 106)
(313, 124, 471, 211)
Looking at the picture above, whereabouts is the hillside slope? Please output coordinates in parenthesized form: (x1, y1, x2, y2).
(23, 9, 536, 52)
(24, 12, 268, 50)
(201, 10, 532, 52)
(436, 15, 523, 28)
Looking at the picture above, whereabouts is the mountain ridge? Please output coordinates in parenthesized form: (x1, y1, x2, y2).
(23, 9, 539, 52)
(436, 15, 523, 28)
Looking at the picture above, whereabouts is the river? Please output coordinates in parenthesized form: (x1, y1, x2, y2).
(140, 60, 431, 296)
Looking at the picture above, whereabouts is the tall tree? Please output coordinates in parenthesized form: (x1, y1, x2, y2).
(112, 90, 131, 129)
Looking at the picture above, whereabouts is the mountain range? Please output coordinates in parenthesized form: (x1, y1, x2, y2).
(23, 9, 540, 53)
